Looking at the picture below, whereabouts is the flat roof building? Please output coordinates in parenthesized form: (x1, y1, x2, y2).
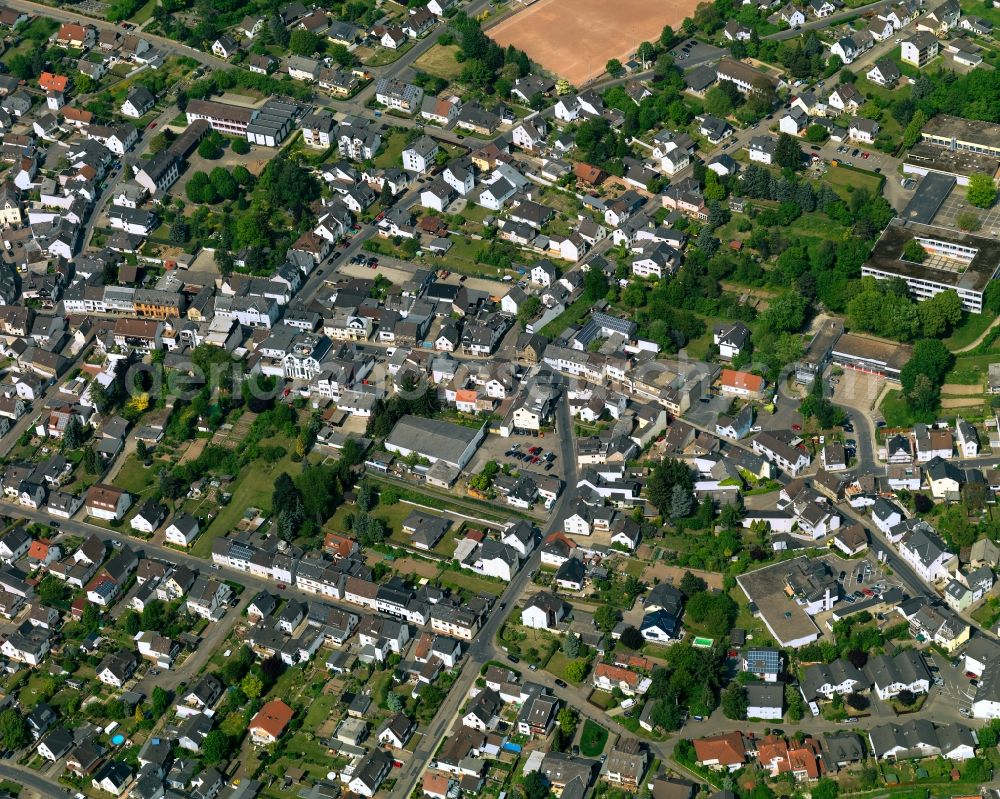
(384, 414, 486, 470)
(903, 142, 999, 189)
(899, 171, 956, 223)
(862, 221, 1000, 313)
(831, 333, 913, 382)
(795, 318, 844, 384)
(921, 114, 1000, 159)
(735, 557, 826, 649)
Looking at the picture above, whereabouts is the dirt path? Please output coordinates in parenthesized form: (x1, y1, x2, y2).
(952, 316, 1000, 353)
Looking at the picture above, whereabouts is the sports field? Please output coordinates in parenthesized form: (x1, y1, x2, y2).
(487, 0, 697, 85)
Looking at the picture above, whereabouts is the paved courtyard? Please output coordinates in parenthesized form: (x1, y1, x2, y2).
(932, 185, 1000, 238)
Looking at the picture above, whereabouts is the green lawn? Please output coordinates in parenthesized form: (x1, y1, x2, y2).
(972, 597, 1000, 629)
(326, 500, 414, 540)
(579, 719, 609, 756)
(856, 77, 911, 104)
(886, 45, 923, 78)
(374, 131, 409, 169)
(785, 211, 851, 242)
(683, 318, 718, 360)
(363, 41, 415, 67)
(113, 455, 159, 496)
(1, 18, 57, 64)
(428, 236, 494, 276)
(368, 224, 541, 279)
(944, 313, 996, 351)
(18, 674, 55, 709)
(436, 568, 503, 597)
(540, 295, 593, 338)
(130, 0, 157, 23)
(822, 163, 884, 200)
(189, 446, 295, 558)
(959, 0, 1000, 30)
(432, 527, 460, 558)
(880, 389, 936, 428)
(545, 651, 589, 684)
(945, 352, 997, 385)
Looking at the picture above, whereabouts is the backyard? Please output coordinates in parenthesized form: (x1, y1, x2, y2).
(189, 442, 296, 557)
(579, 719, 610, 756)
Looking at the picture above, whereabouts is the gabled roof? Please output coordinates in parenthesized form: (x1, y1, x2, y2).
(693, 731, 747, 766)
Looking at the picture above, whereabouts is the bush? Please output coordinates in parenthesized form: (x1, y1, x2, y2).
(231, 138, 250, 154)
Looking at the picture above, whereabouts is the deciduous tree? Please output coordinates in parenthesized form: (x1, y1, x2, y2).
(968, 172, 997, 208)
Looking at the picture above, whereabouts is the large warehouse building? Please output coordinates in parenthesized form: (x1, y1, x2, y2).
(384, 415, 486, 470)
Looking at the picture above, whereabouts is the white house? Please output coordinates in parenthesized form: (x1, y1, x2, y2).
(164, 513, 200, 547)
(746, 684, 783, 720)
(521, 592, 567, 630)
(748, 136, 778, 165)
(956, 418, 979, 457)
(898, 524, 957, 584)
(402, 136, 439, 173)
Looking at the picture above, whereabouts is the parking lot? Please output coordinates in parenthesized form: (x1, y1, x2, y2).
(466, 434, 560, 486)
(932, 185, 1000, 238)
(830, 367, 884, 413)
(811, 140, 896, 174)
(669, 38, 726, 65)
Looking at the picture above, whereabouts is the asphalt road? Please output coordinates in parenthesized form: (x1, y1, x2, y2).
(5, 504, 383, 628)
(388, 388, 578, 799)
(0, 762, 71, 798)
(768, 0, 890, 41)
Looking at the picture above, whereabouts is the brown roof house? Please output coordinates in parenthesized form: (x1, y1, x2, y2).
(250, 699, 294, 745)
(84, 483, 131, 521)
(573, 162, 606, 187)
(693, 731, 751, 771)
